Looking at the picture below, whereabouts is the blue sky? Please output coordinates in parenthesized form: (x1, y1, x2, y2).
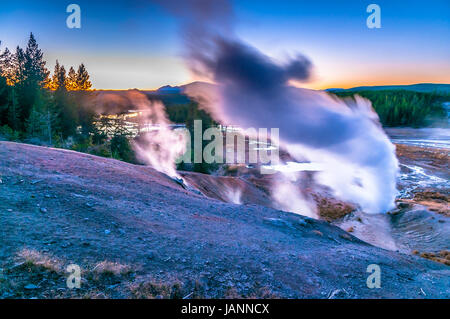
(1, 0, 449, 89)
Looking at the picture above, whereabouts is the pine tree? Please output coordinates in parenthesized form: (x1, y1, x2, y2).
(50, 60, 60, 90)
(0, 68, 9, 126)
(0, 43, 9, 126)
(76, 63, 92, 91)
(26, 89, 56, 144)
(66, 66, 78, 91)
(14, 33, 49, 128)
(0, 47, 15, 85)
(53, 62, 78, 138)
(14, 46, 25, 80)
(24, 33, 50, 86)
(0, 43, 20, 129)
(26, 104, 46, 138)
(54, 61, 67, 91)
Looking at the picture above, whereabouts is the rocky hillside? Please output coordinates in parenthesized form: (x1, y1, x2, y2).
(0, 141, 448, 298)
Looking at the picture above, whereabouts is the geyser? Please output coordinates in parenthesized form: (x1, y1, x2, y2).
(156, 0, 399, 214)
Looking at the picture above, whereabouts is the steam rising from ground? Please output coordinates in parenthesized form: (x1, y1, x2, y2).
(87, 90, 186, 178)
(272, 173, 318, 219)
(157, 0, 399, 214)
(131, 95, 186, 178)
(225, 186, 242, 205)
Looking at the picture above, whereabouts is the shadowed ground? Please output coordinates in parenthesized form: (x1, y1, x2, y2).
(0, 141, 448, 298)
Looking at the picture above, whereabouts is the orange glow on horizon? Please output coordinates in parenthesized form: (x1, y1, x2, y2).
(304, 79, 450, 91)
(302, 70, 450, 90)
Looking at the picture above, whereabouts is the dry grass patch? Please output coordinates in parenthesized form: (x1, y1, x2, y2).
(418, 250, 450, 266)
(0, 249, 66, 298)
(315, 197, 356, 222)
(130, 281, 184, 299)
(16, 248, 63, 273)
(130, 277, 206, 299)
(91, 261, 132, 278)
(224, 285, 279, 299)
(412, 190, 450, 217)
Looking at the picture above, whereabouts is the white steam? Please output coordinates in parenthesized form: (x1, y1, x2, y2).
(271, 173, 318, 219)
(90, 90, 186, 178)
(186, 79, 399, 214)
(155, 0, 400, 214)
(129, 92, 186, 178)
(224, 186, 242, 205)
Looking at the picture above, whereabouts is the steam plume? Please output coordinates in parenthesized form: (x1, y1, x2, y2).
(156, 0, 399, 214)
(272, 173, 318, 219)
(130, 92, 186, 178)
(85, 90, 186, 178)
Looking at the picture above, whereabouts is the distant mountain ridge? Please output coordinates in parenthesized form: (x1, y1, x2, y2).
(155, 82, 450, 94)
(326, 83, 450, 93)
(97, 82, 450, 94)
(156, 85, 183, 94)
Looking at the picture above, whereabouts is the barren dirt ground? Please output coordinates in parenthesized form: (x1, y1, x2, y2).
(0, 141, 449, 298)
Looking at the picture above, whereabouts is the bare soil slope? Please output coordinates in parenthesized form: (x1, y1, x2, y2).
(0, 141, 448, 298)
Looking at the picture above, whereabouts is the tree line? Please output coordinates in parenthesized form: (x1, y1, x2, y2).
(0, 33, 95, 146)
(1, 34, 447, 171)
(333, 90, 448, 127)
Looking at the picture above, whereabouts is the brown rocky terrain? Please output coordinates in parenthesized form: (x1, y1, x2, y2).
(395, 144, 449, 179)
(181, 169, 356, 222)
(397, 190, 449, 217)
(394, 144, 449, 220)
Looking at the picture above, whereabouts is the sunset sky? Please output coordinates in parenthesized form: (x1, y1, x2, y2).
(1, 0, 449, 90)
